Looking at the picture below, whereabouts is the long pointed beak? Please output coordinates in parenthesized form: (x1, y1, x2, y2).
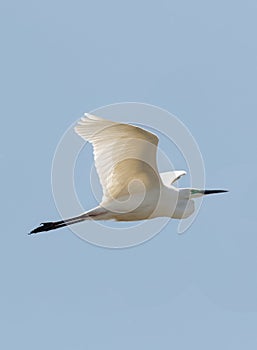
(203, 189, 229, 195)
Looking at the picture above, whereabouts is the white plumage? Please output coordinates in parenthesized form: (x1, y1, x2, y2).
(30, 114, 227, 234)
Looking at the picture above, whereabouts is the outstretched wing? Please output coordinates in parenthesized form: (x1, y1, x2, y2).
(75, 114, 161, 202)
(160, 171, 186, 187)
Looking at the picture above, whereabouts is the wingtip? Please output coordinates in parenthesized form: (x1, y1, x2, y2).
(83, 113, 105, 121)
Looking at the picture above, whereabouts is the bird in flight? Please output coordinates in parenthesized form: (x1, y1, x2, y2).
(30, 114, 227, 234)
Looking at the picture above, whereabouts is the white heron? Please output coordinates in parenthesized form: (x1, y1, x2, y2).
(30, 114, 227, 234)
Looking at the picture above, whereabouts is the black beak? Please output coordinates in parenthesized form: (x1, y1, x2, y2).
(203, 189, 229, 195)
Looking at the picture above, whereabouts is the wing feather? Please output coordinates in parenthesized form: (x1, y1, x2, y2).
(160, 171, 186, 187)
(75, 114, 161, 202)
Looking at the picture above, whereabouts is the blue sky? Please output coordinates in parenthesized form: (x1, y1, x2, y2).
(1, 0, 257, 349)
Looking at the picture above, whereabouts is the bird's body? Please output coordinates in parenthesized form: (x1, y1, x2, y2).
(30, 114, 227, 234)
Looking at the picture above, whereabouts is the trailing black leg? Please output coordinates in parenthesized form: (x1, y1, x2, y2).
(29, 214, 87, 234)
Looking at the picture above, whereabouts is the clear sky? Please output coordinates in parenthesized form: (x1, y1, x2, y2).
(1, 0, 257, 349)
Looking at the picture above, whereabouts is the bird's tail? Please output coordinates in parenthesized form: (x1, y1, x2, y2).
(29, 207, 108, 234)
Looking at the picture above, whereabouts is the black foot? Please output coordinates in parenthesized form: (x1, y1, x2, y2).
(29, 221, 64, 235)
